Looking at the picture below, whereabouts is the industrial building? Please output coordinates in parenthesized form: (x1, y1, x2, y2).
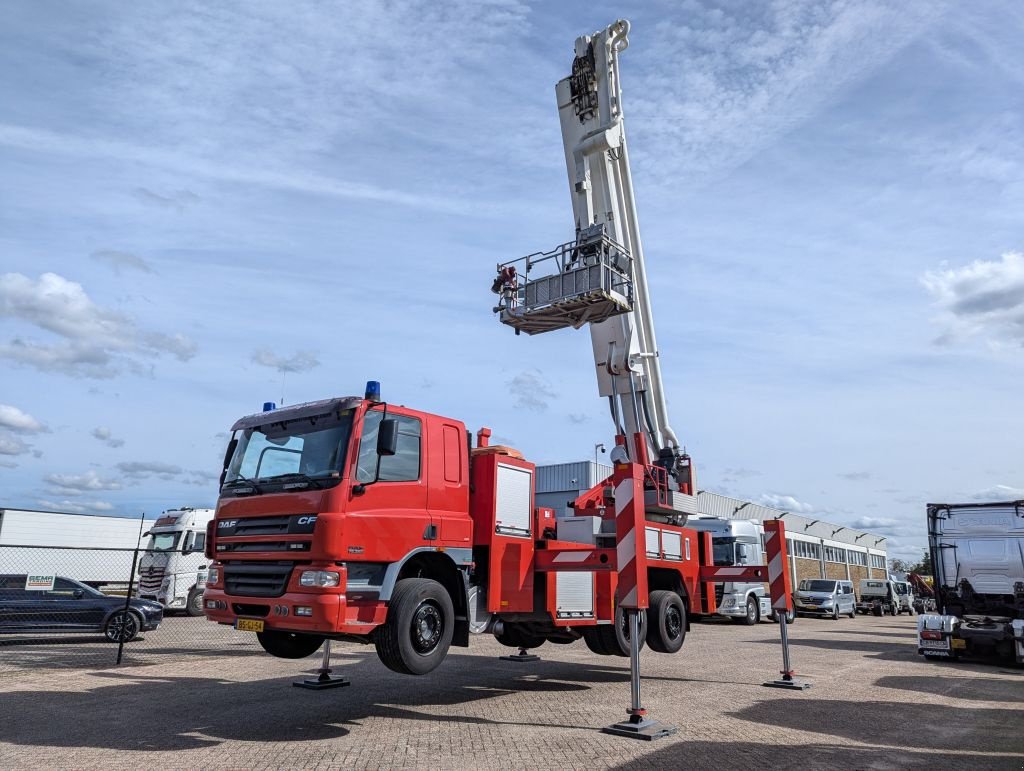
(536, 461, 889, 590)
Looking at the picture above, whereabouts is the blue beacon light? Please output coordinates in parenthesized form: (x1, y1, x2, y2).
(365, 381, 381, 402)
(263, 401, 277, 412)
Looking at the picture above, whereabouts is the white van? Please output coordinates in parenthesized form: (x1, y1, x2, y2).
(793, 579, 856, 619)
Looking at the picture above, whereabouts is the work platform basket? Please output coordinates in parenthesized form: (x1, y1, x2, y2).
(492, 226, 634, 335)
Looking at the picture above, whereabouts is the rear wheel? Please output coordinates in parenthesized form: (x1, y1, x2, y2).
(375, 578, 454, 675)
(646, 590, 686, 654)
(256, 630, 325, 659)
(873, 605, 883, 617)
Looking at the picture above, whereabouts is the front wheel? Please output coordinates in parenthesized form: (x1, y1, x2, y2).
(772, 607, 796, 624)
(646, 590, 686, 654)
(186, 589, 205, 617)
(104, 610, 141, 643)
(256, 630, 324, 659)
(734, 596, 759, 626)
(832, 605, 840, 621)
(375, 578, 454, 675)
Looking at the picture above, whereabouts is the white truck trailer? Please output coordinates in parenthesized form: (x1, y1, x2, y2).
(687, 518, 788, 624)
(0, 508, 155, 586)
(138, 507, 215, 615)
(917, 501, 1024, 663)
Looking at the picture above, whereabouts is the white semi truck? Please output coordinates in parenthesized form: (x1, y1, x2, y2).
(138, 507, 215, 616)
(688, 518, 788, 624)
(0, 508, 155, 586)
(917, 501, 1024, 664)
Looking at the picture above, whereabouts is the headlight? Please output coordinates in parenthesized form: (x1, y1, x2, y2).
(207, 567, 220, 585)
(300, 570, 340, 588)
(821, 599, 834, 605)
(721, 598, 735, 608)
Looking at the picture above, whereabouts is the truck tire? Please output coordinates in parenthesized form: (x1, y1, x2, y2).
(186, 588, 205, 617)
(771, 608, 796, 624)
(495, 623, 545, 650)
(375, 578, 454, 675)
(736, 596, 759, 626)
(872, 605, 883, 617)
(104, 610, 141, 643)
(646, 590, 686, 654)
(608, 606, 648, 657)
(256, 630, 324, 659)
(582, 627, 615, 655)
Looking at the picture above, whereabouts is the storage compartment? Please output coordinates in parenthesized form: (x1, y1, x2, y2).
(555, 571, 595, 618)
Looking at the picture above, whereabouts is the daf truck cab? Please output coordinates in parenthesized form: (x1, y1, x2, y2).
(688, 518, 783, 624)
(139, 507, 215, 616)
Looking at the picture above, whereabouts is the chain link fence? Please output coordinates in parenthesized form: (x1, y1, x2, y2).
(0, 544, 258, 674)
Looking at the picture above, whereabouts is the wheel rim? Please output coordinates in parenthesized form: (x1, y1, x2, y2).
(411, 601, 443, 655)
(665, 605, 683, 640)
(108, 612, 137, 641)
(190, 594, 203, 613)
(747, 600, 756, 621)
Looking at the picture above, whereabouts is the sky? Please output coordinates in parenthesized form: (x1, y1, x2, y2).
(1, 1, 1022, 562)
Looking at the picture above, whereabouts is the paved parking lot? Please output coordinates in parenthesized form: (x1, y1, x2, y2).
(0, 613, 1021, 769)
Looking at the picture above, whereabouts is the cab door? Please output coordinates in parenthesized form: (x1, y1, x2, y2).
(428, 421, 471, 548)
(345, 408, 432, 562)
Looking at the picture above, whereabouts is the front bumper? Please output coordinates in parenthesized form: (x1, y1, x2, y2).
(795, 602, 834, 616)
(203, 586, 385, 636)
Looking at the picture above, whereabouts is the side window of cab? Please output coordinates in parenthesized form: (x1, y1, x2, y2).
(356, 411, 422, 483)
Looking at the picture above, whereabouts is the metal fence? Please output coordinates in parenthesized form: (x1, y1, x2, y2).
(0, 544, 257, 674)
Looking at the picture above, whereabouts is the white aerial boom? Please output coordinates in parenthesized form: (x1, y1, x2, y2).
(493, 20, 688, 489)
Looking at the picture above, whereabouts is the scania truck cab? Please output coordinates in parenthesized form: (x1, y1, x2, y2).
(139, 507, 215, 615)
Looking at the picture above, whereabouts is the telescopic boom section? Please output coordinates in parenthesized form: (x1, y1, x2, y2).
(492, 20, 683, 480)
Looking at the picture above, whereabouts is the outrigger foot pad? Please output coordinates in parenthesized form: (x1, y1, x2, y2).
(602, 715, 677, 741)
(499, 647, 540, 663)
(294, 671, 351, 690)
(763, 678, 811, 691)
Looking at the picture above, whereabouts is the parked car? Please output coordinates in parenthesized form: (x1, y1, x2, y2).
(793, 579, 856, 619)
(0, 574, 163, 642)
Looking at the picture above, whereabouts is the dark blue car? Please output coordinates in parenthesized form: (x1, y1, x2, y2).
(0, 574, 163, 642)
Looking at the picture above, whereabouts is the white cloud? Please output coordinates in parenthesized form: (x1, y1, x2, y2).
(90, 250, 154, 274)
(251, 348, 320, 374)
(922, 251, 1024, 347)
(133, 187, 200, 212)
(38, 498, 115, 514)
(756, 492, 815, 513)
(44, 469, 123, 493)
(0, 434, 31, 456)
(117, 461, 183, 480)
(632, 0, 946, 186)
(0, 404, 47, 433)
(0, 272, 197, 378)
(90, 427, 125, 448)
(969, 484, 1024, 501)
(508, 369, 557, 412)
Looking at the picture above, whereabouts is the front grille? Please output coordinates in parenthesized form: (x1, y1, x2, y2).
(223, 562, 294, 597)
(140, 566, 165, 592)
(230, 515, 292, 536)
(217, 541, 310, 553)
(714, 584, 724, 605)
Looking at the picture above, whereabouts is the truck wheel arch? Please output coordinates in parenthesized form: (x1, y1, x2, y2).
(380, 548, 471, 647)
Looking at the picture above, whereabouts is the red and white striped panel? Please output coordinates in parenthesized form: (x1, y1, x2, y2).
(614, 463, 648, 609)
(763, 519, 792, 611)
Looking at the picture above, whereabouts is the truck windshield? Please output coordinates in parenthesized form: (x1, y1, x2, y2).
(799, 580, 837, 593)
(712, 537, 737, 566)
(223, 409, 354, 491)
(147, 532, 180, 551)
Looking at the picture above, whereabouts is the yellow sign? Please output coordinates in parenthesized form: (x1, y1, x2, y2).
(951, 638, 966, 650)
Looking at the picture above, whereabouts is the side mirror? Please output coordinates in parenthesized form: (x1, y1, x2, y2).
(73, 588, 84, 599)
(377, 418, 399, 457)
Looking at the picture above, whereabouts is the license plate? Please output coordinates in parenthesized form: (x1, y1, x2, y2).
(951, 638, 966, 650)
(235, 618, 264, 633)
(920, 638, 949, 649)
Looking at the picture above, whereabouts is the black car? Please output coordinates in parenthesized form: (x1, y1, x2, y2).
(0, 575, 163, 642)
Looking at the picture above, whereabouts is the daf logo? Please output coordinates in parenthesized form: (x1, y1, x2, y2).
(218, 520, 237, 529)
(297, 516, 318, 526)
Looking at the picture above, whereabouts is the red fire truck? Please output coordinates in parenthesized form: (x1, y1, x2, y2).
(203, 21, 790, 691)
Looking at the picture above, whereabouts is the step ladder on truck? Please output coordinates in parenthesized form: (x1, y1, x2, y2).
(201, 19, 802, 736)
